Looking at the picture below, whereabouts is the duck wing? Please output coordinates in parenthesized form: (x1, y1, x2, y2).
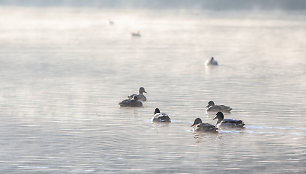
(222, 119, 244, 127)
(119, 99, 131, 107)
(219, 105, 232, 112)
(128, 94, 146, 101)
(196, 123, 218, 132)
(206, 105, 222, 112)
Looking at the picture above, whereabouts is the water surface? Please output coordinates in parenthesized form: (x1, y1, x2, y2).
(0, 7, 306, 173)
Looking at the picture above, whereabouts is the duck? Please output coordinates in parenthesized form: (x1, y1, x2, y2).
(131, 31, 141, 37)
(213, 112, 245, 128)
(206, 101, 232, 113)
(205, 57, 218, 66)
(119, 96, 143, 107)
(152, 108, 171, 123)
(191, 118, 218, 132)
(128, 87, 147, 101)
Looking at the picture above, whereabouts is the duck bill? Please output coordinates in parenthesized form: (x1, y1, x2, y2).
(213, 116, 217, 120)
(191, 123, 195, 127)
(205, 104, 210, 108)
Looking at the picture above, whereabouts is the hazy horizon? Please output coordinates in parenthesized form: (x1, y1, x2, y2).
(1, 0, 306, 11)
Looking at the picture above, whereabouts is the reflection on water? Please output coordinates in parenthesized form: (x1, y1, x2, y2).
(0, 7, 306, 173)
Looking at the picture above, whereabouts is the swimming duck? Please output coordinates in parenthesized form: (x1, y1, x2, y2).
(213, 112, 245, 128)
(152, 108, 171, 123)
(191, 118, 218, 132)
(119, 96, 143, 107)
(205, 57, 218, 66)
(131, 31, 141, 37)
(206, 101, 232, 113)
(128, 87, 147, 101)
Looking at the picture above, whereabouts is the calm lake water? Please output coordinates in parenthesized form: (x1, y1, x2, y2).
(1, 7, 306, 173)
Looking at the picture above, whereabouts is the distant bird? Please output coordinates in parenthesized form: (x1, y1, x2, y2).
(131, 31, 141, 37)
(206, 101, 232, 113)
(191, 118, 218, 132)
(128, 87, 147, 101)
(119, 96, 143, 107)
(205, 57, 218, 66)
(213, 112, 245, 128)
(152, 108, 171, 123)
(108, 20, 114, 25)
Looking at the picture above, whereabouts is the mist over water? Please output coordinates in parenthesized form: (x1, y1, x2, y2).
(0, 3, 306, 174)
(1, 0, 306, 10)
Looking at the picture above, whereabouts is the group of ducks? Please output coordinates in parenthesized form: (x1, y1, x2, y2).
(119, 87, 245, 133)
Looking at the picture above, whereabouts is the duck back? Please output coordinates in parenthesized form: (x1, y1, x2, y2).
(221, 119, 244, 128)
(119, 99, 143, 107)
(194, 123, 218, 132)
(152, 113, 171, 122)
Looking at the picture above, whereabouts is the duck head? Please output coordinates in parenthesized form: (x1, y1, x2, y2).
(213, 112, 224, 125)
(154, 108, 160, 115)
(191, 118, 202, 127)
(206, 101, 215, 107)
(139, 87, 147, 94)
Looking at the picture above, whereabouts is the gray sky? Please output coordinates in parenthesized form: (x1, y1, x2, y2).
(1, 0, 306, 11)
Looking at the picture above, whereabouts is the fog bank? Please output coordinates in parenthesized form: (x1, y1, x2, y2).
(1, 0, 306, 11)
